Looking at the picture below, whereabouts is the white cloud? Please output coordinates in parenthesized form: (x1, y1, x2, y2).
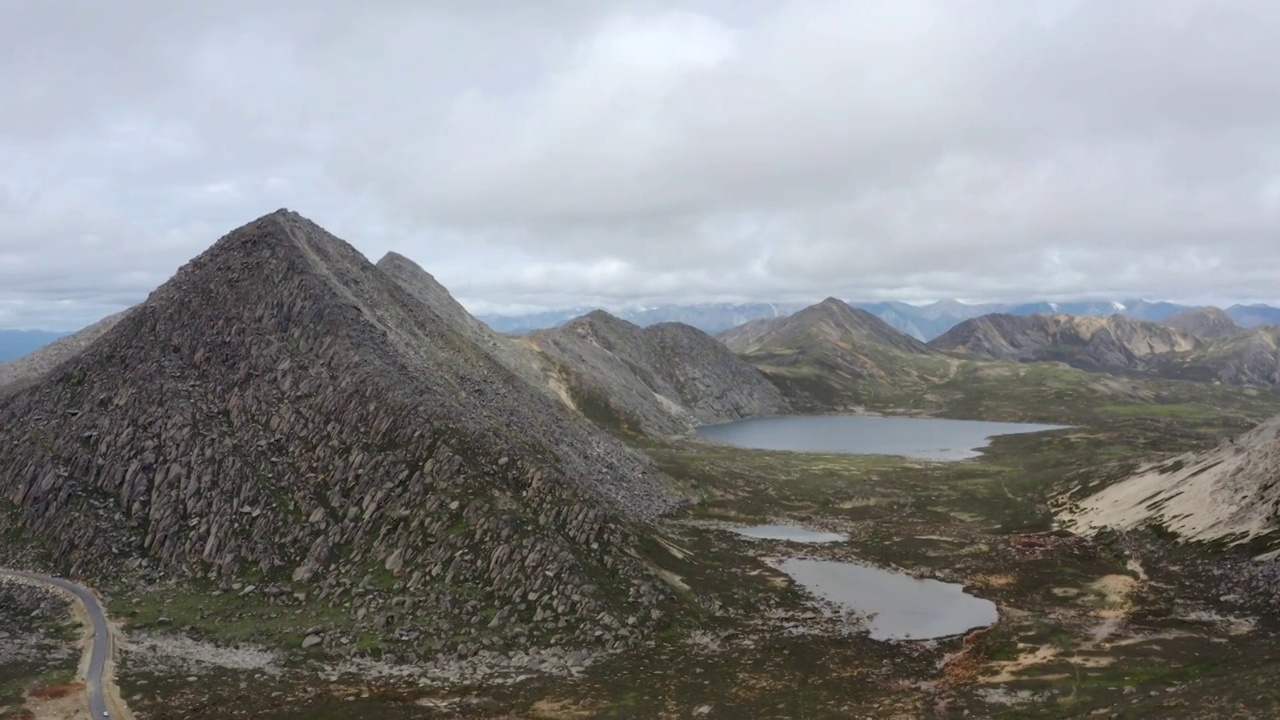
(3, 0, 1280, 328)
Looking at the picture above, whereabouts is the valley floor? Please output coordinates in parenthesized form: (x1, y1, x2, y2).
(8, 379, 1280, 718)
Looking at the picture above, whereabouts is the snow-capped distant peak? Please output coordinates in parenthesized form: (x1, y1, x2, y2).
(1048, 302, 1059, 311)
(1111, 301, 1126, 311)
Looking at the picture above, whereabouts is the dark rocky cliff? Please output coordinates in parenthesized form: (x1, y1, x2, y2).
(0, 210, 681, 653)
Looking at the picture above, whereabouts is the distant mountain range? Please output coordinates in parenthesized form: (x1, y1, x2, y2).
(480, 302, 809, 336)
(480, 299, 1280, 340)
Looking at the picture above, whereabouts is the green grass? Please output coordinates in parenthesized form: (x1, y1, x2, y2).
(1097, 402, 1226, 420)
(112, 581, 349, 647)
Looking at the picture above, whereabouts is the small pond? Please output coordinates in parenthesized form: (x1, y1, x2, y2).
(777, 558, 998, 641)
(697, 415, 1068, 460)
(731, 525, 847, 543)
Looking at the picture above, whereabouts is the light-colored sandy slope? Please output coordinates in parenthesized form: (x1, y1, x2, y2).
(0, 310, 130, 396)
(1059, 415, 1280, 544)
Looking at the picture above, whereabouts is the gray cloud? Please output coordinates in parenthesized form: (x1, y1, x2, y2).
(3, 0, 1280, 328)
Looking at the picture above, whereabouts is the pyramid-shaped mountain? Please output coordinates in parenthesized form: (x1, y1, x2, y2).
(0, 209, 680, 652)
(716, 298, 948, 410)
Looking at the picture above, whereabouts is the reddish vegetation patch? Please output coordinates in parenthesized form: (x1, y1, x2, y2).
(26, 682, 81, 700)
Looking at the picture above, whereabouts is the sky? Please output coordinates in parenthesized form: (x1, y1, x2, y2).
(4, 0, 1280, 330)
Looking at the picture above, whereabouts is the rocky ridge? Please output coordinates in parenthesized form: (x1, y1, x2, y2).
(0, 209, 684, 656)
(928, 313, 1199, 371)
(528, 310, 787, 435)
(0, 309, 130, 396)
(374, 251, 552, 396)
(378, 253, 784, 436)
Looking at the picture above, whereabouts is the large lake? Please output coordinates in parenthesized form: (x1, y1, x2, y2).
(697, 415, 1068, 460)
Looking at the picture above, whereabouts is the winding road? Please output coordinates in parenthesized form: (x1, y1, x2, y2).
(1, 569, 118, 718)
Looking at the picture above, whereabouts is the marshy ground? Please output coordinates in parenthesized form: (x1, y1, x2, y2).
(12, 368, 1280, 718)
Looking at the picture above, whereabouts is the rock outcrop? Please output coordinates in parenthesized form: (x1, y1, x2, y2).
(1061, 413, 1280, 545)
(928, 313, 1199, 372)
(0, 210, 681, 653)
(527, 311, 787, 435)
(716, 298, 949, 410)
(0, 310, 130, 396)
(1159, 307, 1242, 340)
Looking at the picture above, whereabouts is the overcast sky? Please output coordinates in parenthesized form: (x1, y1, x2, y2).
(4, 1, 1280, 329)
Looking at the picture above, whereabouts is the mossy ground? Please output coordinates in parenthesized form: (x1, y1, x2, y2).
(14, 362, 1280, 718)
(0, 585, 80, 720)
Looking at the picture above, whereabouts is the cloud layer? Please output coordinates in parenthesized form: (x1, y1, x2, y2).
(4, 1, 1280, 328)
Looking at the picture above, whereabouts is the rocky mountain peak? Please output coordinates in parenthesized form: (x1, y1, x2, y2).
(0, 210, 683, 655)
(776, 298, 936, 356)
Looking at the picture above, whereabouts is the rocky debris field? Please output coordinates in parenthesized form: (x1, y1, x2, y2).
(0, 579, 80, 720)
(0, 580, 77, 666)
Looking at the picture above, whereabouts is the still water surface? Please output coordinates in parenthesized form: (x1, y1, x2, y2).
(777, 558, 999, 641)
(698, 415, 1068, 460)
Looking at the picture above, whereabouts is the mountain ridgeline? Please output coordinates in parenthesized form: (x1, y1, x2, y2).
(527, 311, 787, 435)
(926, 311, 1280, 387)
(927, 314, 1200, 372)
(0, 310, 130, 397)
(0, 210, 693, 655)
(374, 252, 786, 436)
(481, 297, 1280, 341)
(717, 298, 952, 410)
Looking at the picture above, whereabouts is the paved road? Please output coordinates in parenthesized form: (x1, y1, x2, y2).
(1, 569, 111, 718)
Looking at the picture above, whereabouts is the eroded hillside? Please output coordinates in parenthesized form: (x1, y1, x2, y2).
(1061, 412, 1280, 545)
